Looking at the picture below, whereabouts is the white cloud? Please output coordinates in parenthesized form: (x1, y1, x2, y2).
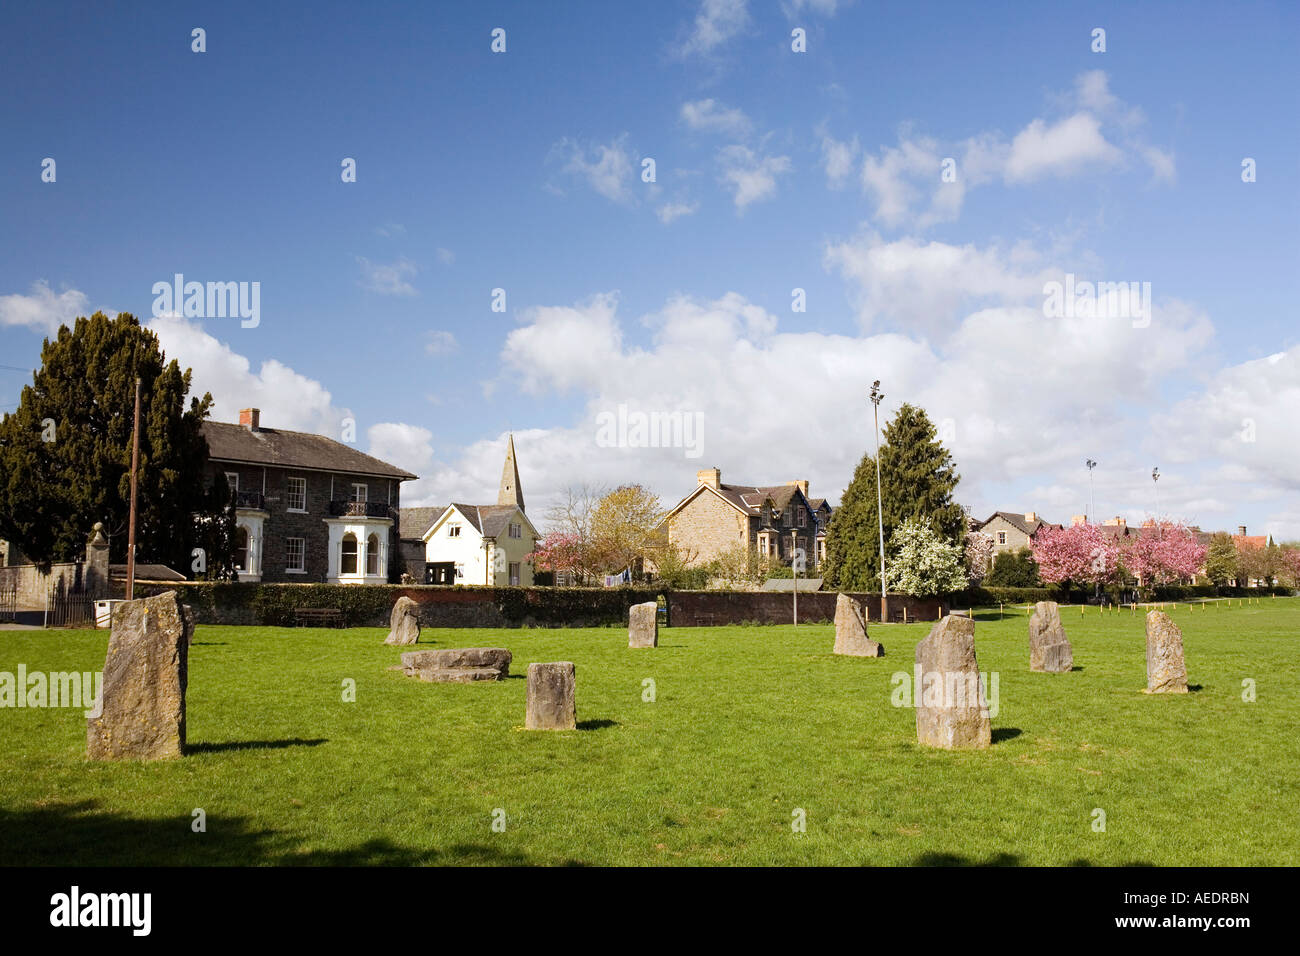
(147, 313, 350, 437)
(435, 247, 455, 265)
(681, 99, 752, 137)
(783, 0, 847, 13)
(357, 257, 418, 296)
(1004, 112, 1124, 183)
(1142, 146, 1177, 184)
(717, 144, 792, 210)
(678, 0, 749, 56)
(0, 280, 91, 334)
(657, 200, 700, 224)
(425, 331, 457, 355)
(820, 133, 859, 188)
(555, 134, 636, 204)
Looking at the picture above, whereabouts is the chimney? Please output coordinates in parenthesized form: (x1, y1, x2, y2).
(1071, 514, 1086, 527)
(697, 467, 721, 490)
(786, 480, 809, 496)
(239, 408, 261, 431)
(1024, 511, 1037, 523)
(1238, 525, 1247, 536)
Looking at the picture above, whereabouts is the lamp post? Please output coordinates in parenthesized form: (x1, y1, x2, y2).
(1151, 468, 1161, 539)
(1086, 458, 1097, 524)
(869, 381, 887, 623)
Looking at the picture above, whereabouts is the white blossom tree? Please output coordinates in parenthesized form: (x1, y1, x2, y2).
(886, 518, 969, 596)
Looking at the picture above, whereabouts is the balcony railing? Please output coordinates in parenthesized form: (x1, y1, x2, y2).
(234, 490, 265, 510)
(329, 499, 394, 519)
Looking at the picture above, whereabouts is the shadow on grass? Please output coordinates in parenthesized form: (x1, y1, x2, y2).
(190, 642, 229, 646)
(991, 728, 1022, 744)
(577, 719, 619, 731)
(1071, 665, 1085, 672)
(186, 738, 328, 754)
(915, 852, 1157, 866)
(0, 801, 542, 866)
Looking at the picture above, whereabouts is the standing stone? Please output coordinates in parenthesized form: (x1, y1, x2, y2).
(525, 662, 576, 730)
(914, 614, 991, 750)
(1145, 610, 1188, 694)
(628, 601, 658, 648)
(87, 590, 192, 761)
(1028, 601, 1073, 673)
(833, 593, 884, 657)
(384, 596, 421, 646)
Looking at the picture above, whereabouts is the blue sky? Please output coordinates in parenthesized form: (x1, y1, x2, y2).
(2, 1, 1298, 538)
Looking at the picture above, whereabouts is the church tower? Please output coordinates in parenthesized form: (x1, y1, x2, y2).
(497, 433, 524, 512)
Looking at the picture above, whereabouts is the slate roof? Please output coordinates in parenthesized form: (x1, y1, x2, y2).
(398, 506, 447, 540)
(452, 503, 523, 539)
(202, 421, 417, 480)
(761, 577, 824, 592)
(979, 511, 1060, 536)
(109, 563, 185, 581)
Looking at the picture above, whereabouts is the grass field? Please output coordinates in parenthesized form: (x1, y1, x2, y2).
(2, 597, 1297, 866)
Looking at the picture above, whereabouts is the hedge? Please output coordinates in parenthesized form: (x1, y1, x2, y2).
(951, 583, 1294, 608)
(133, 581, 663, 628)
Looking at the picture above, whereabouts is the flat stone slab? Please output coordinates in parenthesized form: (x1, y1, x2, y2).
(1028, 600, 1073, 673)
(412, 667, 505, 684)
(401, 648, 511, 679)
(1145, 610, 1188, 693)
(833, 593, 884, 657)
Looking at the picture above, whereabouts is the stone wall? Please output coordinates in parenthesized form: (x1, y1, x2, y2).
(0, 526, 111, 608)
(667, 590, 947, 626)
(668, 490, 751, 565)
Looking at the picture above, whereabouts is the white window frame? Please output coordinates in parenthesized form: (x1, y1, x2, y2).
(509, 562, 520, 586)
(286, 476, 307, 512)
(509, 523, 521, 539)
(997, 531, 1007, 545)
(797, 507, 806, 528)
(448, 523, 461, 538)
(226, 472, 239, 492)
(351, 483, 368, 503)
(286, 537, 306, 573)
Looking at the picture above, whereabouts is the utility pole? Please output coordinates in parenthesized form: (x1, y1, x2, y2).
(1151, 467, 1161, 530)
(1086, 458, 1097, 523)
(870, 381, 887, 623)
(125, 377, 141, 601)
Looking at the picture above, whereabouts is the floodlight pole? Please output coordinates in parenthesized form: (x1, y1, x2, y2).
(1086, 458, 1097, 523)
(870, 381, 887, 623)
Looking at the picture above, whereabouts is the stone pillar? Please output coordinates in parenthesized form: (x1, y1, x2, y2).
(87, 590, 192, 760)
(526, 662, 576, 730)
(384, 595, 421, 645)
(1145, 610, 1188, 693)
(628, 601, 658, 648)
(85, 522, 110, 598)
(914, 614, 991, 749)
(1028, 600, 1073, 673)
(833, 593, 884, 656)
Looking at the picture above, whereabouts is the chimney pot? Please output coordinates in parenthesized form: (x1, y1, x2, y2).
(1238, 525, 1247, 536)
(1024, 511, 1037, 523)
(239, 408, 260, 431)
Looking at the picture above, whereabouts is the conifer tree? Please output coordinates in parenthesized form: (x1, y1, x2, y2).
(0, 311, 236, 576)
(823, 403, 964, 591)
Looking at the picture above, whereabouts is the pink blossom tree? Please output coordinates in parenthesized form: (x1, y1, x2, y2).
(527, 532, 592, 584)
(1122, 522, 1208, 587)
(964, 531, 994, 585)
(1031, 523, 1120, 587)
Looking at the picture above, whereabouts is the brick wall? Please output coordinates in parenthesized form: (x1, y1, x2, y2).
(666, 590, 947, 626)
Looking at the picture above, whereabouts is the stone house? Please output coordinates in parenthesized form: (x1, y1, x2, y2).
(657, 467, 831, 570)
(398, 434, 538, 586)
(976, 511, 1060, 558)
(203, 408, 417, 584)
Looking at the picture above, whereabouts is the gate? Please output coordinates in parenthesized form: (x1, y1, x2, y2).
(0, 582, 15, 623)
(45, 584, 95, 628)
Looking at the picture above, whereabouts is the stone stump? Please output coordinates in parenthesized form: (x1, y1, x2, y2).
(401, 648, 511, 682)
(87, 590, 192, 761)
(628, 601, 658, 648)
(526, 662, 576, 730)
(914, 614, 991, 750)
(1028, 600, 1073, 673)
(1145, 611, 1188, 693)
(833, 593, 884, 657)
(384, 596, 421, 646)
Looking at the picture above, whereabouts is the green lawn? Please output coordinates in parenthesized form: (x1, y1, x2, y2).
(2, 597, 1297, 866)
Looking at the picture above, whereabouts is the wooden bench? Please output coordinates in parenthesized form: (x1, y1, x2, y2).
(294, 608, 344, 628)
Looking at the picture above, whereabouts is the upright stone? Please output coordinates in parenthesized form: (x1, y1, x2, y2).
(833, 593, 884, 657)
(1028, 600, 1073, 673)
(87, 590, 192, 761)
(1145, 610, 1188, 694)
(385, 596, 421, 646)
(526, 662, 576, 730)
(914, 614, 991, 750)
(628, 601, 658, 648)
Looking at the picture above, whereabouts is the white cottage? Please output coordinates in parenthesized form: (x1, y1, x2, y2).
(398, 435, 539, 586)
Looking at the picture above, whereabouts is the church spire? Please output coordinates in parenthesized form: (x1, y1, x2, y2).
(497, 433, 524, 512)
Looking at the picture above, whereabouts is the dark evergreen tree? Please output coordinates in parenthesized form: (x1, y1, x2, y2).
(823, 403, 964, 591)
(0, 311, 236, 577)
(986, 547, 1042, 587)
